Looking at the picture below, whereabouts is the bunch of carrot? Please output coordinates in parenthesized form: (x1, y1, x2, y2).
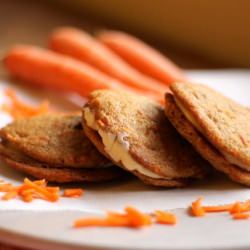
(0, 178, 83, 202)
(190, 196, 250, 220)
(3, 27, 187, 104)
(74, 206, 177, 229)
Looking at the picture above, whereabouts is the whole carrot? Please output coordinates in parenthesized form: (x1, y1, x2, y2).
(97, 30, 187, 85)
(49, 27, 169, 96)
(4, 45, 160, 100)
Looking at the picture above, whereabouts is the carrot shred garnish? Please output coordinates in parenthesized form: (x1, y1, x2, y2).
(33, 179, 46, 186)
(0, 178, 85, 203)
(233, 213, 250, 220)
(0, 183, 15, 192)
(22, 194, 34, 202)
(154, 210, 177, 225)
(1, 89, 49, 119)
(190, 197, 205, 217)
(23, 178, 59, 202)
(1, 190, 18, 200)
(74, 206, 152, 229)
(63, 188, 84, 198)
(125, 206, 152, 227)
(203, 204, 233, 213)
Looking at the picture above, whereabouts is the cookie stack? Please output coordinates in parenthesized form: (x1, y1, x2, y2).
(1, 83, 250, 187)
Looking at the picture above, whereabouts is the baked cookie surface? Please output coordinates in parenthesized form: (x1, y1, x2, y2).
(82, 90, 208, 187)
(170, 82, 250, 172)
(0, 114, 125, 183)
(165, 91, 250, 186)
(0, 114, 109, 168)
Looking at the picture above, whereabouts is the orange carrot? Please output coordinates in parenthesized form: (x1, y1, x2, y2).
(203, 204, 233, 213)
(4, 45, 162, 102)
(125, 206, 152, 227)
(233, 213, 250, 220)
(74, 218, 107, 228)
(1, 89, 49, 119)
(74, 206, 152, 228)
(24, 178, 59, 202)
(22, 194, 33, 202)
(190, 197, 205, 217)
(49, 27, 169, 96)
(98, 30, 187, 85)
(1, 190, 18, 200)
(154, 210, 177, 225)
(230, 201, 250, 214)
(0, 183, 15, 192)
(0, 178, 85, 203)
(63, 188, 84, 198)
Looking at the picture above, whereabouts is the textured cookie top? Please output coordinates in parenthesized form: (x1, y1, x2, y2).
(165, 93, 250, 186)
(170, 82, 250, 171)
(0, 114, 109, 168)
(83, 90, 207, 179)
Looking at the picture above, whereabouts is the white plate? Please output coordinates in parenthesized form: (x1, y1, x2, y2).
(0, 70, 250, 250)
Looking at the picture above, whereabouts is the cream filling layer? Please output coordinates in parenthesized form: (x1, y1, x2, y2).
(174, 97, 249, 169)
(84, 108, 162, 179)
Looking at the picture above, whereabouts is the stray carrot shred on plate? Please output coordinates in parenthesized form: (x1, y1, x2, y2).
(190, 197, 205, 217)
(63, 188, 84, 198)
(74, 206, 153, 229)
(0, 178, 83, 202)
(233, 213, 250, 220)
(1, 88, 49, 119)
(154, 210, 177, 225)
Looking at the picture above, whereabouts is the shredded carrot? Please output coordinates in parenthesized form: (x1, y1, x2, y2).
(1, 190, 18, 200)
(191, 198, 203, 216)
(233, 213, 250, 220)
(190, 197, 205, 217)
(203, 204, 233, 213)
(23, 178, 59, 202)
(1, 89, 49, 119)
(230, 200, 250, 214)
(0, 183, 15, 192)
(125, 206, 152, 227)
(154, 210, 177, 225)
(22, 194, 33, 202)
(33, 179, 46, 186)
(74, 206, 152, 229)
(63, 188, 84, 198)
(0, 178, 82, 203)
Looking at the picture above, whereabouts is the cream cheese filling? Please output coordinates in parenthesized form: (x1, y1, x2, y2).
(84, 108, 162, 179)
(174, 97, 249, 169)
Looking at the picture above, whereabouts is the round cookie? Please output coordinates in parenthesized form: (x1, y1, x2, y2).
(82, 90, 208, 187)
(0, 142, 124, 183)
(170, 82, 250, 171)
(0, 114, 109, 168)
(165, 93, 250, 186)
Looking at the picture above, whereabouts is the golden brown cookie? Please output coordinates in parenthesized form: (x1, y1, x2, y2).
(170, 82, 250, 172)
(0, 114, 125, 183)
(0, 142, 124, 183)
(82, 90, 208, 187)
(165, 89, 250, 186)
(0, 114, 109, 168)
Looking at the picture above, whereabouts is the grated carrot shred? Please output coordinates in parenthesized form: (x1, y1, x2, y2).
(74, 206, 152, 229)
(154, 210, 177, 225)
(202, 204, 233, 213)
(1, 89, 49, 119)
(233, 213, 250, 220)
(190, 197, 205, 217)
(0, 178, 83, 203)
(1, 190, 18, 200)
(63, 188, 84, 198)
